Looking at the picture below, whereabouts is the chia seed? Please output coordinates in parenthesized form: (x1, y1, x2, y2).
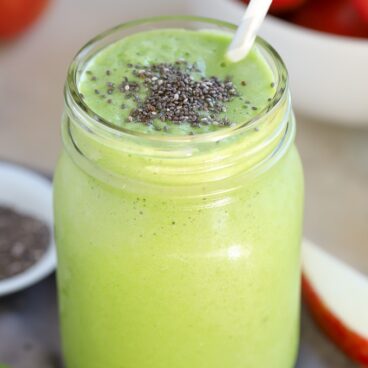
(126, 61, 239, 128)
(0, 207, 50, 280)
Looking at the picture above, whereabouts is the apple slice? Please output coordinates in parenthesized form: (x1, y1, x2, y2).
(302, 239, 368, 365)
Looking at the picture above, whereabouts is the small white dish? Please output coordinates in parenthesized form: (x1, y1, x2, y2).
(0, 162, 56, 297)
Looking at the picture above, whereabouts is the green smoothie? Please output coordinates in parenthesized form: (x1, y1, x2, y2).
(54, 19, 303, 368)
(78, 29, 275, 135)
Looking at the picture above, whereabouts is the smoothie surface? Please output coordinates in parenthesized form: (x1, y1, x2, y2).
(78, 29, 275, 135)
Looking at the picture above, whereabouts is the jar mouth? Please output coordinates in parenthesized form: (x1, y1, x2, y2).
(65, 15, 288, 144)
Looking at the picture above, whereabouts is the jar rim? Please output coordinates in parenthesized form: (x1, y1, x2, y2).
(65, 15, 289, 144)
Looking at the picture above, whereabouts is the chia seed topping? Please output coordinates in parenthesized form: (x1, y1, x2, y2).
(116, 62, 240, 128)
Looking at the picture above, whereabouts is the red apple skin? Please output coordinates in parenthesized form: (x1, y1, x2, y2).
(287, 0, 368, 38)
(351, 0, 368, 23)
(302, 274, 368, 366)
(0, 0, 50, 40)
(242, 0, 306, 14)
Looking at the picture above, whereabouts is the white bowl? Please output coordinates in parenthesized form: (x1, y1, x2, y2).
(190, 0, 368, 127)
(260, 15, 368, 127)
(0, 162, 56, 297)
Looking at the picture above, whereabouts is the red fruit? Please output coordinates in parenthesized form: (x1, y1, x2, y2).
(303, 276, 368, 365)
(0, 0, 50, 40)
(302, 240, 368, 366)
(270, 0, 306, 13)
(288, 0, 368, 38)
(351, 0, 368, 23)
(243, 0, 306, 14)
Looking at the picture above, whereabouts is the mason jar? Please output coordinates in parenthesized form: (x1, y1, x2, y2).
(53, 16, 304, 368)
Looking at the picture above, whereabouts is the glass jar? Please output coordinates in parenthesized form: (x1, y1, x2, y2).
(54, 16, 304, 368)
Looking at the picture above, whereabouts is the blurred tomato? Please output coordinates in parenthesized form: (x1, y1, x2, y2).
(243, 0, 306, 13)
(0, 0, 49, 40)
(351, 0, 368, 23)
(288, 0, 368, 38)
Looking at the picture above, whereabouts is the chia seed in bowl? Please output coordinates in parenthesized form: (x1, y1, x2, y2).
(0, 206, 50, 281)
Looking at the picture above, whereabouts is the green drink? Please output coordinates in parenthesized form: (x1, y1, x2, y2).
(54, 17, 303, 368)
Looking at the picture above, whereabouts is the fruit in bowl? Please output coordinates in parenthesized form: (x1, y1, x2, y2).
(243, 0, 368, 38)
(263, 0, 307, 14)
(286, 0, 368, 38)
(352, 0, 368, 23)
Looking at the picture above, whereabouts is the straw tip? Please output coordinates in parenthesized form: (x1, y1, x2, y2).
(225, 46, 251, 63)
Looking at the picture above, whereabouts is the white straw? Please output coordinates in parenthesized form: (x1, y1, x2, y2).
(226, 0, 272, 63)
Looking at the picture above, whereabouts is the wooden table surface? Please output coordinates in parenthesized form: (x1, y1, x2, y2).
(0, 0, 366, 367)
